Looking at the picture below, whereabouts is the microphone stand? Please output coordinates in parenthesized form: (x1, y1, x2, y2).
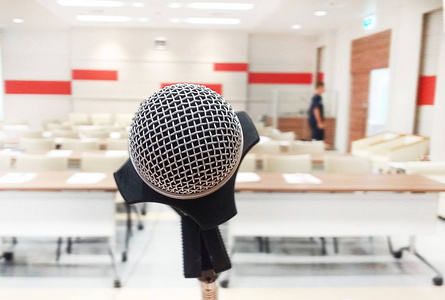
(114, 111, 259, 300)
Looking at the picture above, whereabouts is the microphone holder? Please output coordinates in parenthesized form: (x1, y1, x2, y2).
(114, 111, 259, 299)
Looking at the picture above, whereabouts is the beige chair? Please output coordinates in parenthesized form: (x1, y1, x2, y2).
(91, 113, 113, 126)
(250, 140, 281, 153)
(351, 132, 402, 156)
(289, 141, 325, 154)
(238, 153, 257, 172)
(46, 123, 71, 131)
(60, 139, 100, 150)
(19, 138, 56, 151)
(270, 131, 296, 141)
(15, 154, 68, 172)
(51, 130, 79, 139)
(19, 131, 44, 139)
(324, 155, 371, 174)
(263, 154, 311, 173)
(0, 154, 12, 170)
(106, 139, 128, 150)
(115, 113, 134, 128)
(79, 131, 111, 139)
(404, 161, 445, 175)
(68, 113, 90, 125)
(80, 152, 128, 172)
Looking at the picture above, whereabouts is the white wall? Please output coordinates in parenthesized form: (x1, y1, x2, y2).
(1, 29, 72, 129)
(0, 30, 3, 120)
(247, 33, 317, 121)
(70, 28, 249, 114)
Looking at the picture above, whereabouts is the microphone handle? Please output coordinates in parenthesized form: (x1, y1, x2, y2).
(200, 280, 218, 300)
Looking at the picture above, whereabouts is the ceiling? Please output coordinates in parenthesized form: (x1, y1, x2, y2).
(0, 0, 392, 34)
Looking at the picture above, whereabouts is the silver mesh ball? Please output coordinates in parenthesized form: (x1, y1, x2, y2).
(129, 83, 243, 199)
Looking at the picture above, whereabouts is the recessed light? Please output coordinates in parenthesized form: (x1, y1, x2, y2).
(138, 17, 149, 22)
(170, 18, 181, 23)
(169, 3, 182, 8)
(314, 10, 327, 16)
(187, 3, 254, 10)
(58, 0, 124, 7)
(185, 18, 240, 25)
(12, 18, 24, 24)
(291, 24, 302, 29)
(132, 2, 144, 7)
(76, 15, 131, 22)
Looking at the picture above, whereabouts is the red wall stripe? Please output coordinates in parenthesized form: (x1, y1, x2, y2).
(417, 75, 436, 105)
(4, 80, 71, 95)
(161, 83, 223, 95)
(317, 72, 324, 83)
(72, 69, 118, 81)
(248, 72, 312, 84)
(214, 63, 248, 72)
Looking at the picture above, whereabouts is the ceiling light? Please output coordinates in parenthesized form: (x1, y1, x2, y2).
(187, 3, 254, 10)
(132, 2, 144, 7)
(169, 3, 182, 8)
(138, 17, 149, 22)
(76, 15, 131, 22)
(58, 0, 124, 7)
(12, 18, 24, 24)
(170, 18, 181, 23)
(314, 10, 327, 16)
(185, 18, 240, 25)
(291, 24, 302, 29)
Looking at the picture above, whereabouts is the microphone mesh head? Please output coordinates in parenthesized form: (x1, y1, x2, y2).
(129, 83, 243, 199)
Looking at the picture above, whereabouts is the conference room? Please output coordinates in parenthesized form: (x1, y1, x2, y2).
(1, 0, 445, 299)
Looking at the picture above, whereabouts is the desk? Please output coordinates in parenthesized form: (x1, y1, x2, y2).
(226, 173, 445, 286)
(0, 172, 121, 287)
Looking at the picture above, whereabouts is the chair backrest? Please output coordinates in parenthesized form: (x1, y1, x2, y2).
(270, 131, 296, 141)
(60, 139, 100, 150)
(68, 113, 90, 125)
(15, 154, 68, 172)
(106, 139, 128, 150)
(79, 131, 111, 139)
(250, 141, 281, 153)
(263, 154, 311, 173)
(91, 113, 113, 126)
(324, 155, 371, 174)
(46, 123, 71, 131)
(404, 161, 445, 175)
(0, 154, 12, 171)
(51, 130, 79, 139)
(238, 153, 256, 172)
(80, 153, 128, 172)
(289, 141, 325, 154)
(19, 131, 44, 139)
(19, 138, 56, 151)
(115, 113, 134, 128)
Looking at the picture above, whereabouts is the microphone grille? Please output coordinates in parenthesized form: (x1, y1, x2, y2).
(129, 83, 243, 199)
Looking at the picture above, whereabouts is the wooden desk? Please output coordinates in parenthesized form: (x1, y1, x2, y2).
(0, 172, 120, 287)
(226, 173, 445, 286)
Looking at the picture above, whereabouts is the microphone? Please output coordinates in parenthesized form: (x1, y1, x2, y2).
(114, 83, 259, 297)
(128, 83, 244, 199)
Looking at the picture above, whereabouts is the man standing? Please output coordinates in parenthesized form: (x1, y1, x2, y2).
(308, 82, 325, 141)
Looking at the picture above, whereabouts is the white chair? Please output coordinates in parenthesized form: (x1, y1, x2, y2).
(106, 139, 128, 150)
(15, 154, 68, 172)
(0, 154, 12, 170)
(46, 123, 71, 131)
(91, 113, 113, 126)
(18, 131, 44, 139)
(68, 113, 90, 126)
(289, 141, 325, 154)
(404, 161, 445, 175)
(19, 138, 56, 151)
(51, 130, 79, 139)
(250, 140, 281, 153)
(79, 131, 111, 139)
(270, 131, 296, 141)
(324, 155, 371, 174)
(60, 139, 100, 150)
(115, 114, 134, 128)
(263, 154, 311, 173)
(351, 132, 402, 156)
(80, 153, 128, 172)
(238, 154, 257, 172)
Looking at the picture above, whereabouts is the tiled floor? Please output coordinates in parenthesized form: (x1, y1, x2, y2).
(2, 203, 445, 299)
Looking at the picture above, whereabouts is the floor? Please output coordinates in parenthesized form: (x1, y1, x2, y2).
(2, 203, 445, 299)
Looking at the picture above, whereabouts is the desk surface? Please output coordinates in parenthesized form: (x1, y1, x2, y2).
(0, 172, 444, 193)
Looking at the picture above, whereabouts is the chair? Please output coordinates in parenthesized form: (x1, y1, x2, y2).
(68, 113, 90, 125)
(404, 161, 445, 175)
(79, 131, 111, 139)
(46, 123, 71, 131)
(106, 139, 128, 150)
(15, 154, 68, 172)
(263, 154, 311, 173)
(250, 140, 281, 153)
(289, 141, 325, 154)
(351, 132, 402, 156)
(115, 113, 134, 129)
(60, 139, 100, 150)
(270, 131, 296, 141)
(18, 131, 44, 139)
(91, 113, 113, 126)
(80, 152, 142, 262)
(51, 130, 79, 139)
(0, 154, 12, 170)
(324, 155, 371, 174)
(238, 153, 256, 172)
(19, 138, 56, 151)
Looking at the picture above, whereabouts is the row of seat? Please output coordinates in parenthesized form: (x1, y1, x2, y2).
(239, 153, 372, 174)
(17, 138, 128, 151)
